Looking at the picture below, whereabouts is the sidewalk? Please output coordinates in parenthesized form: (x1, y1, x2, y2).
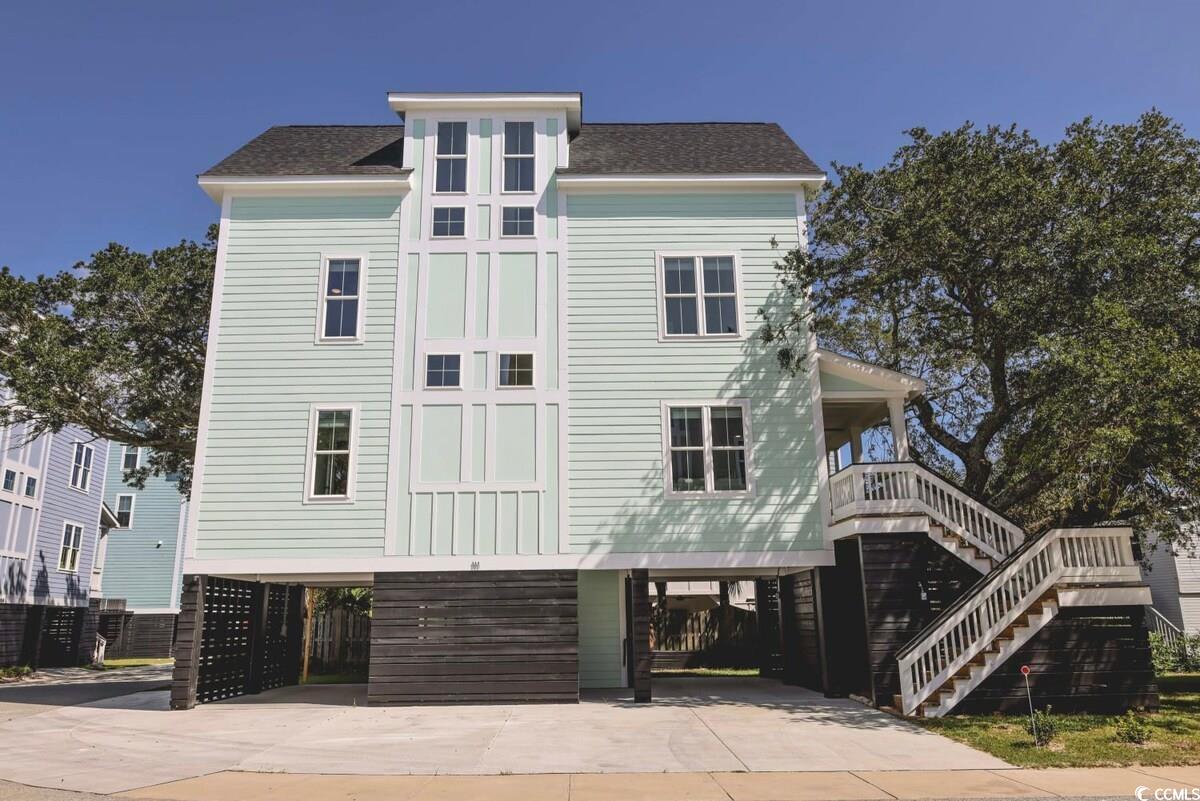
(115, 766, 1200, 801)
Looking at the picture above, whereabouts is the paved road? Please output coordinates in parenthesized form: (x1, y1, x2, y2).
(0, 665, 171, 723)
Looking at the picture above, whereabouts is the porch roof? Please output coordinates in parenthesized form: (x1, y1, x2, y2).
(816, 349, 926, 401)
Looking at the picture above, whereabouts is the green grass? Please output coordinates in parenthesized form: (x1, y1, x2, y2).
(0, 665, 33, 681)
(92, 658, 175, 670)
(651, 667, 761, 678)
(916, 673, 1200, 767)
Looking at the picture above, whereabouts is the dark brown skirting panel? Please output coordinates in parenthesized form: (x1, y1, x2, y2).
(0, 604, 30, 667)
(754, 578, 784, 678)
(628, 569, 651, 703)
(369, 570, 579, 705)
(38, 606, 86, 667)
(98, 611, 178, 659)
(170, 574, 206, 710)
(955, 605, 1160, 714)
(780, 571, 825, 691)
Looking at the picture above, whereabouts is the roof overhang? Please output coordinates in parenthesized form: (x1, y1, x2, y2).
(816, 348, 926, 400)
(555, 172, 827, 195)
(387, 91, 583, 136)
(99, 502, 120, 530)
(197, 173, 412, 204)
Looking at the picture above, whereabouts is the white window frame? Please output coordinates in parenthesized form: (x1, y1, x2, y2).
(431, 206, 467, 239)
(315, 254, 368, 345)
(433, 120, 469, 195)
(57, 521, 84, 573)
(303, 402, 361, 504)
(660, 399, 755, 499)
(2, 469, 14, 492)
(121, 445, 141, 471)
(69, 442, 94, 492)
(497, 352, 536, 389)
(24, 476, 37, 498)
(114, 493, 136, 529)
(501, 120, 537, 195)
(654, 252, 746, 342)
(500, 205, 536, 238)
(424, 352, 464, 390)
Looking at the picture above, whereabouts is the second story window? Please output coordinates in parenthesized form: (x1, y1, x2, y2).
(58, 523, 83, 572)
(2, 470, 14, 492)
(425, 354, 462, 388)
(504, 121, 535, 192)
(658, 255, 742, 339)
(663, 401, 752, 497)
(121, 445, 141, 471)
(320, 258, 363, 341)
(501, 206, 534, 237)
(432, 207, 465, 238)
(435, 121, 467, 193)
(309, 408, 355, 501)
(115, 494, 135, 528)
(24, 476, 37, 498)
(70, 443, 94, 491)
(498, 353, 534, 387)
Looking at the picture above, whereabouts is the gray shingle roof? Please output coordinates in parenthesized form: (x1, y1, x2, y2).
(200, 121, 823, 178)
(201, 125, 408, 177)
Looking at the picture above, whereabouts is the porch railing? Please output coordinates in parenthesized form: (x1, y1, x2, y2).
(1147, 606, 1187, 651)
(897, 526, 1140, 715)
(829, 461, 1024, 561)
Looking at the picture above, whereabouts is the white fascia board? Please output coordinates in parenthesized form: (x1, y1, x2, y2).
(817, 348, 927, 398)
(197, 174, 412, 204)
(386, 92, 582, 134)
(555, 173, 827, 193)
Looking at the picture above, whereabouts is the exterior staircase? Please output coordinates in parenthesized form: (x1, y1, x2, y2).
(829, 461, 1147, 717)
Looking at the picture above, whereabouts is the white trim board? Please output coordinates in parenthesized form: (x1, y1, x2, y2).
(198, 175, 411, 204)
(556, 173, 826, 193)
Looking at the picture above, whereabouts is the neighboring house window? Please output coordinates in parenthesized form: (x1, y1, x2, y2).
(432, 207, 465, 237)
(498, 353, 534, 387)
(435, 121, 468, 193)
(663, 401, 752, 497)
(115, 494, 135, 528)
(58, 523, 83, 572)
(308, 408, 355, 500)
(503, 121, 535, 192)
(24, 477, 36, 498)
(70, 443, 94, 491)
(2, 470, 14, 492)
(319, 258, 363, 341)
(501, 206, 534, 237)
(121, 446, 141, 471)
(425, 354, 462, 388)
(658, 255, 742, 338)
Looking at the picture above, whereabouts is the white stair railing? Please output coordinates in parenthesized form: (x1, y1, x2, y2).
(829, 462, 1024, 562)
(1146, 607, 1186, 651)
(897, 527, 1139, 716)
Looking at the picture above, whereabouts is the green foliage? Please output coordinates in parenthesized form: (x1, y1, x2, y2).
(313, 587, 372, 614)
(1027, 706, 1058, 746)
(0, 665, 32, 681)
(1115, 710, 1151, 744)
(1150, 631, 1200, 674)
(0, 226, 217, 494)
(761, 111, 1200, 543)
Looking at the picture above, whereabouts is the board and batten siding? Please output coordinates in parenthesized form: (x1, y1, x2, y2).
(101, 447, 186, 610)
(195, 196, 402, 559)
(565, 193, 824, 554)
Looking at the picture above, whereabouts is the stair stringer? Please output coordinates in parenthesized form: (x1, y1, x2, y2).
(927, 522, 995, 574)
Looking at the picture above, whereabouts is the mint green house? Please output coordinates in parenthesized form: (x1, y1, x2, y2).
(175, 92, 1156, 714)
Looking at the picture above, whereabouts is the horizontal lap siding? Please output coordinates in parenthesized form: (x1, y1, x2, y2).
(565, 194, 824, 554)
(196, 197, 402, 559)
(369, 570, 578, 704)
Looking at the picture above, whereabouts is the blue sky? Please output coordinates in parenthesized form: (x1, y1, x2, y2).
(1, 1, 1197, 279)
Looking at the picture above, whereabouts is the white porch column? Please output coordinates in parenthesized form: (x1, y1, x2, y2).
(849, 426, 863, 464)
(888, 397, 911, 461)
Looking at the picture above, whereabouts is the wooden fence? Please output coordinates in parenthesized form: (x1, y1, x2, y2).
(308, 607, 370, 673)
(651, 606, 758, 668)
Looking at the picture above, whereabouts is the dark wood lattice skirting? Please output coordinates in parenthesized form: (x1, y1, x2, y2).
(368, 570, 579, 705)
(628, 569, 651, 703)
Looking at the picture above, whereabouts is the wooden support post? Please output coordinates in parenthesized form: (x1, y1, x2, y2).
(888, 397, 910, 461)
(170, 575, 206, 711)
(284, 585, 304, 686)
(301, 587, 314, 684)
(630, 569, 651, 703)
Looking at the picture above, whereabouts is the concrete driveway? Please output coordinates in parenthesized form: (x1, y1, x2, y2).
(0, 676, 1006, 795)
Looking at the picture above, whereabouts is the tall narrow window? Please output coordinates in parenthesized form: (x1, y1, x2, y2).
(498, 353, 534, 387)
(70, 443, 93, 491)
(663, 402, 753, 497)
(121, 445, 141, 471)
(2, 470, 14, 492)
(24, 477, 36, 498)
(503, 121, 535, 192)
(432, 207, 466, 237)
(58, 523, 83, 572)
(310, 409, 353, 499)
(658, 254, 741, 339)
(435, 121, 467, 193)
(115, 494, 135, 528)
(501, 206, 534, 237)
(321, 258, 361, 340)
(425, 354, 462, 388)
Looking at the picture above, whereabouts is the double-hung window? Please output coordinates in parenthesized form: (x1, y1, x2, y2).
(58, 523, 82, 572)
(658, 255, 741, 338)
(320, 258, 363, 341)
(307, 407, 356, 501)
(432, 207, 466, 238)
(24, 476, 36, 498)
(121, 445, 141, 471)
(503, 121, 535, 192)
(115, 494, 135, 528)
(70, 443, 93, 491)
(663, 401, 752, 497)
(425, 354, 462, 388)
(435, 121, 467, 193)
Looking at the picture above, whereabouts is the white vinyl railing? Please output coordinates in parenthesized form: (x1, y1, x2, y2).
(829, 462, 1024, 561)
(1147, 606, 1186, 650)
(897, 527, 1140, 715)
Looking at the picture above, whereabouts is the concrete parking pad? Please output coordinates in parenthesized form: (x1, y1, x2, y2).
(853, 769, 1048, 798)
(713, 770, 892, 800)
(1004, 766, 1165, 796)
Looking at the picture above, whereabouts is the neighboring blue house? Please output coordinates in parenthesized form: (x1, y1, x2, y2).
(0, 400, 111, 666)
(93, 444, 187, 657)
